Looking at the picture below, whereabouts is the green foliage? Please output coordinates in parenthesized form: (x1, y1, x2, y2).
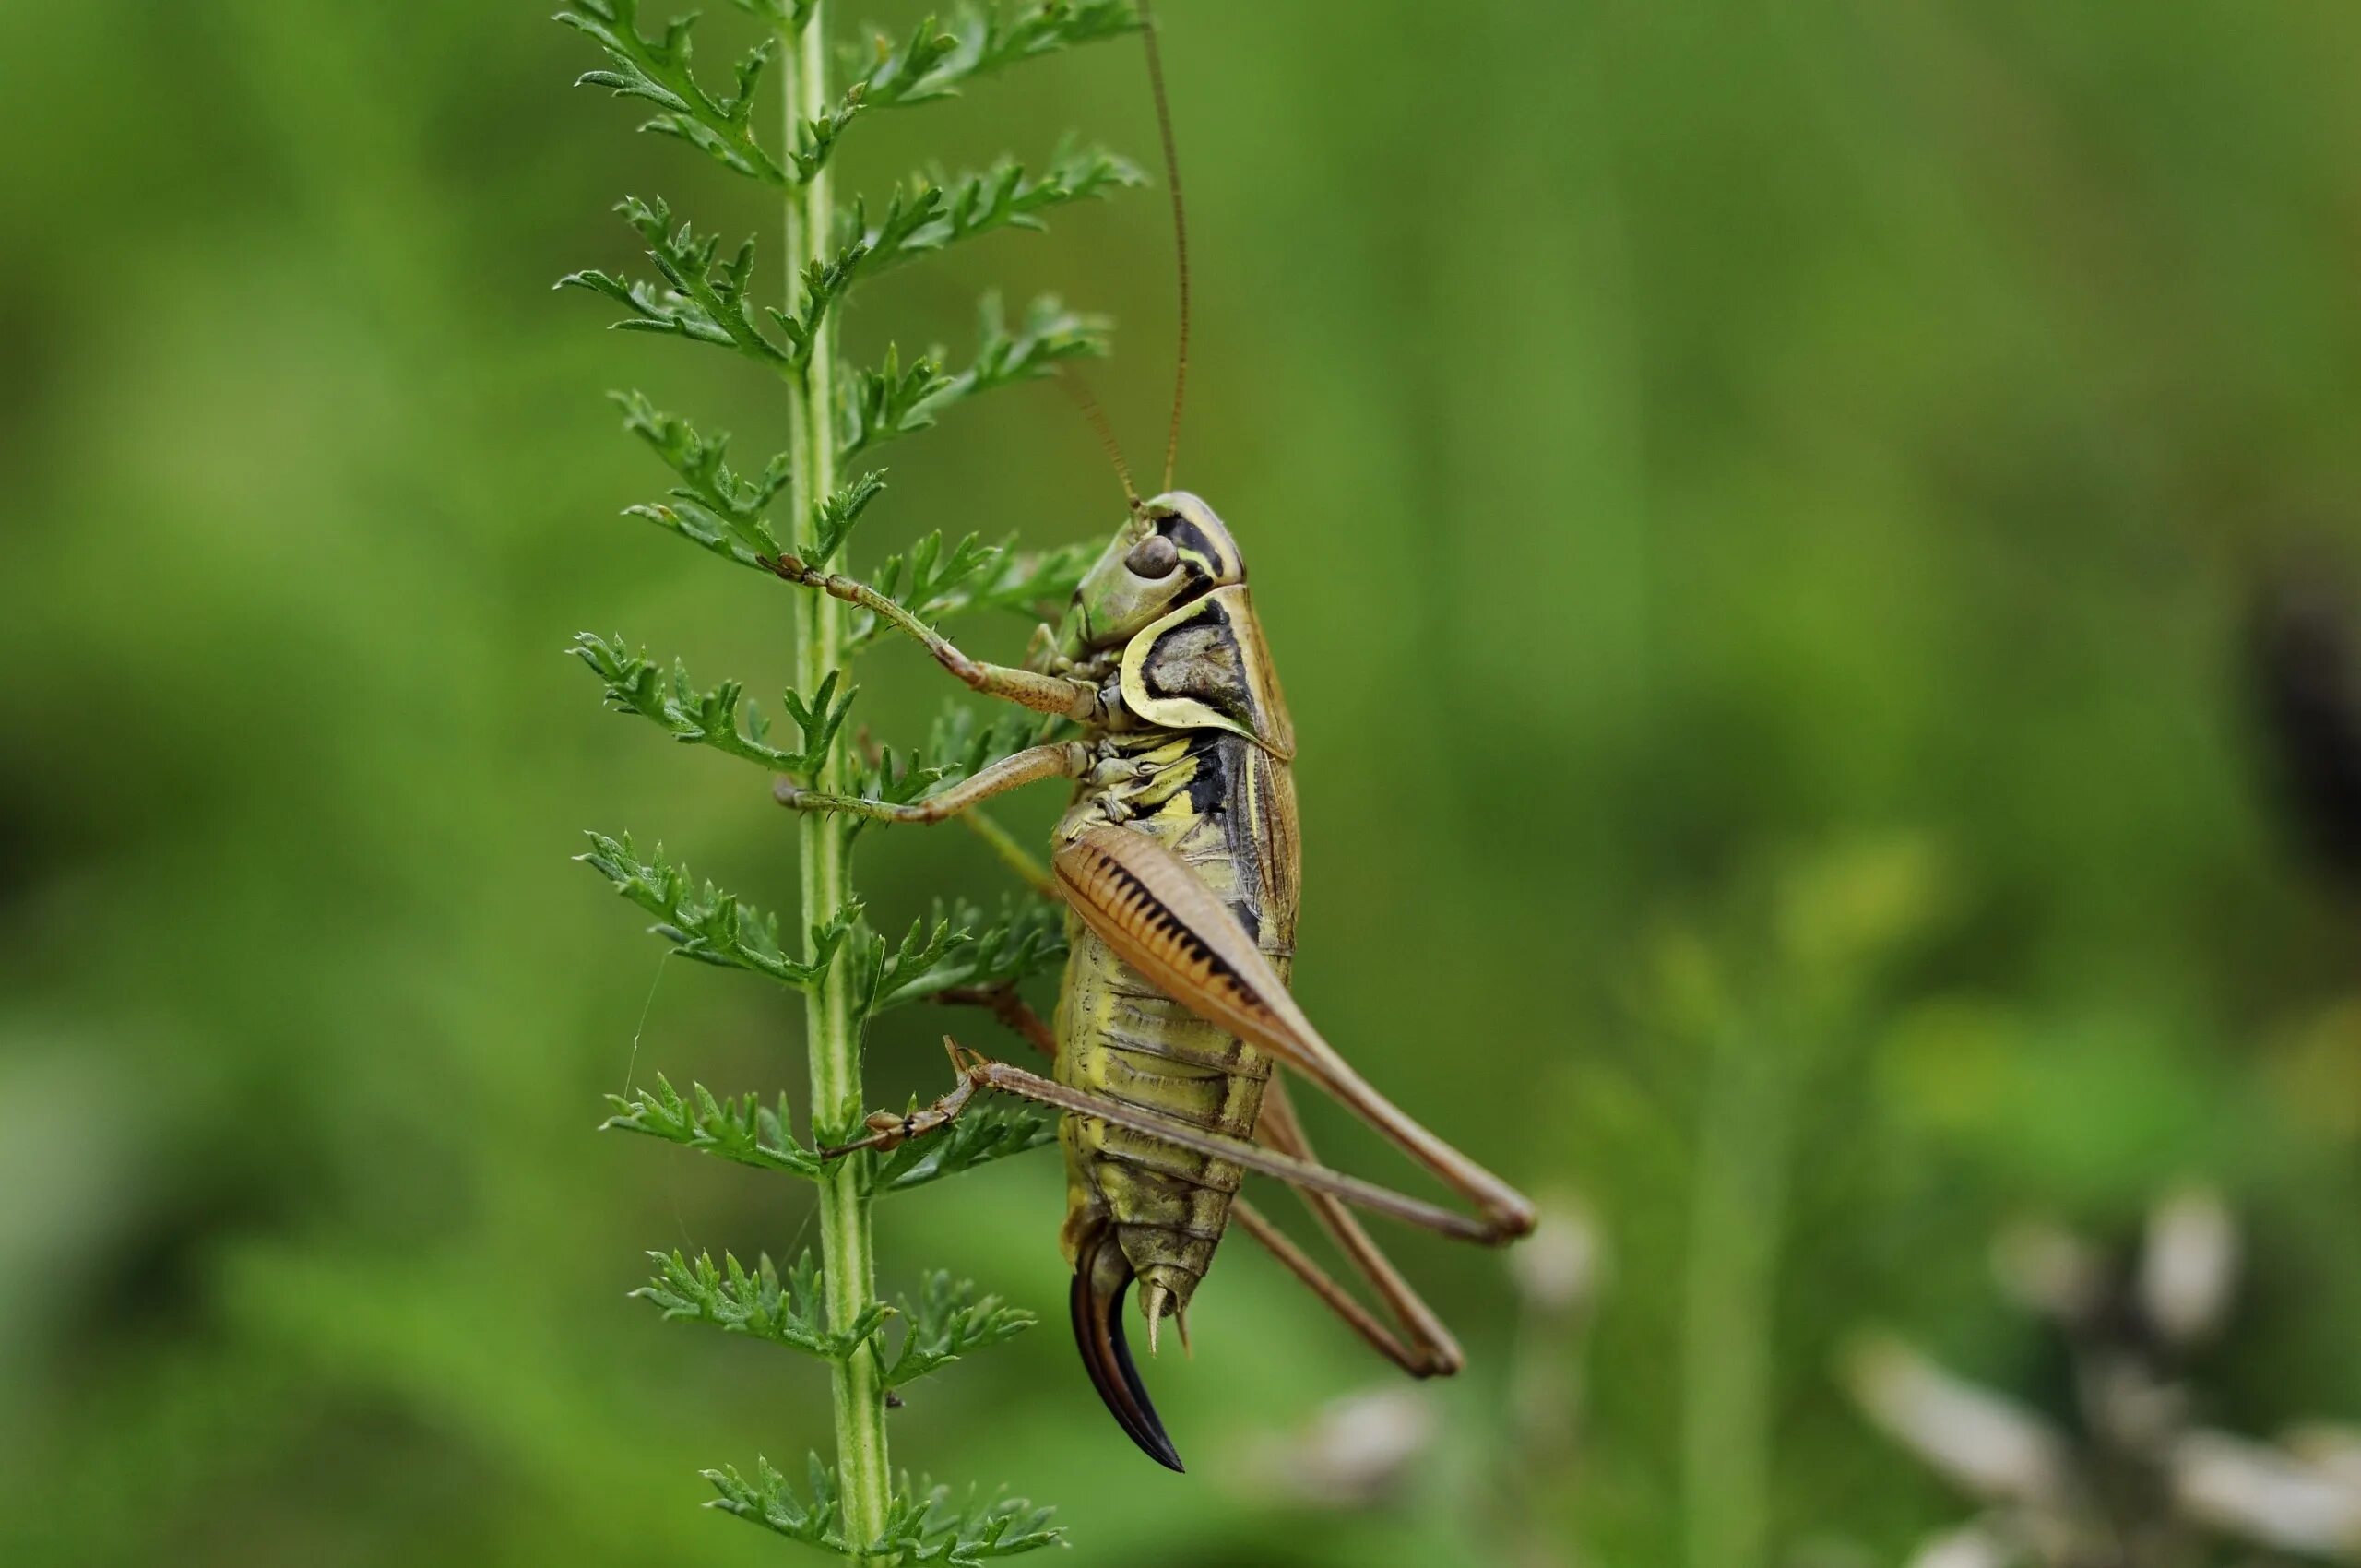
(872, 1102, 1060, 1195)
(706, 1456, 1060, 1562)
(841, 294, 1110, 460)
(852, 2, 1139, 109)
(877, 1271, 1035, 1388)
(839, 707, 1065, 846)
(558, 0, 789, 184)
(563, 166, 1133, 381)
(844, 148, 1144, 278)
(603, 1074, 822, 1176)
(578, 832, 857, 988)
(848, 532, 1095, 647)
(808, 469, 888, 564)
(705, 1455, 862, 1556)
(561, 196, 790, 365)
(635, 1248, 890, 1358)
(573, 635, 852, 778)
(868, 895, 1068, 1012)
(612, 391, 787, 568)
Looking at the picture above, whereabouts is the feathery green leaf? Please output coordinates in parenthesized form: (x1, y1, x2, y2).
(573, 635, 851, 777)
(849, 531, 1096, 646)
(849, 148, 1145, 276)
(878, 1271, 1035, 1388)
(878, 1477, 1063, 1563)
(807, 469, 889, 564)
(560, 196, 789, 366)
(854, 1, 1140, 108)
(559, 0, 789, 184)
(578, 831, 855, 986)
(873, 1101, 1059, 1195)
(611, 391, 787, 566)
(636, 1248, 889, 1358)
(707, 1459, 1061, 1563)
(839, 293, 1110, 460)
(602, 1073, 822, 1177)
(706, 1454, 854, 1553)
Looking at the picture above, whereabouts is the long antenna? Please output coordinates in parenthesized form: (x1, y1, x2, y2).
(1057, 365, 1140, 511)
(1138, 0, 1190, 493)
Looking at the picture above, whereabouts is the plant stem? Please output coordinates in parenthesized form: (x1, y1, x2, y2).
(781, 6, 892, 1552)
(1680, 1025, 1791, 1568)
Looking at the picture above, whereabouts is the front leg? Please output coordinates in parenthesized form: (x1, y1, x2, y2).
(770, 554, 1101, 721)
(775, 741, 1088, 825)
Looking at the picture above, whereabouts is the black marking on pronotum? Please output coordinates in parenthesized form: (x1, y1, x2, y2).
(1140, 604, 1241, 700)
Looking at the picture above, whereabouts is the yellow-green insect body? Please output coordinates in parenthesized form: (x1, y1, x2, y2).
(1031, 497, 1302, 1460)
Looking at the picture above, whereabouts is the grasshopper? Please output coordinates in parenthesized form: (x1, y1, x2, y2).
(767, 8, 1536, 1472)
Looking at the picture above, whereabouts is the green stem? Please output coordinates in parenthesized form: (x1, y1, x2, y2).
(782, 6, 892, 1554)
(1680, 1025, 1790, 1568)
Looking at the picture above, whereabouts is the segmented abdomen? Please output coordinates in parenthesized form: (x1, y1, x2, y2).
(1054, 730, 1299, 1307)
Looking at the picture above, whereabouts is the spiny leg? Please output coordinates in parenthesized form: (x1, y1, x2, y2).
(817, 1039, 988, 1158)
(768, 554, 1101, 720)
(821, 1039, 1499, 1239)
(1054, 824, 1537, 1241)
(954, 1054, 1504, 1242)
(776, 741, 1087, 826)
(1242, 1079, 1465, 1376)
(1229, 1199, 1439, 1375)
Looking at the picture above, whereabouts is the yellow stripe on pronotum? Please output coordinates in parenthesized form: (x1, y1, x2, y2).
(772, 3, 1536, 1473)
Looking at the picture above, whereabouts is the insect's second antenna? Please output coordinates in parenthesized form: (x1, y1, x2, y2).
(1057, 365, 1141, 514)
(1139, 0, 1189, 493)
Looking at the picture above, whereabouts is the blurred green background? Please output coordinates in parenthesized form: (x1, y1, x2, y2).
(8, 1, 2361, 1563)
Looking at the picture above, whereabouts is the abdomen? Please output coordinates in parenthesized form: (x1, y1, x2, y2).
(1054, 732, 1299, 1307)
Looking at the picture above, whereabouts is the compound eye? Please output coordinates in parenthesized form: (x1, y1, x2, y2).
(1124, 533, 1180, 578)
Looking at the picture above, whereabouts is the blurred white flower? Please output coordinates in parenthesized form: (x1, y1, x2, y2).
(1509, 1193, 1601, 1317)
(1841, 1333, 2073, 1507)
(2138, 1185, 2238, 1348)
(1238, 1386, 1439, 1510)
(1989, 1220, 2102, 1324)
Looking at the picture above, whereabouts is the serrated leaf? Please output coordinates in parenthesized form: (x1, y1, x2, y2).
(872, 1100, 1059, 1195)
(878, 1272, 1036, 1387)
(611, 391, 787, 568)
(848, 529, 1095, 647)
(602, 1073, 822, 1176)
(705, 1453, 852, 1551)
(559, 0, 789, 184)
(884, 1478, 1062, 1564)
(854, 0, 1140, 109)
(809, 469, 888, 563)
(839, 292, 1110, 461)
(573, 635, 852, 777)
(635, 1248, 889, 1359)
(849, 146, 1145, 276)
(708, 1458, 1060, 1563)
(560, 196, 789, 367)
(579, 830, 856, 988)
